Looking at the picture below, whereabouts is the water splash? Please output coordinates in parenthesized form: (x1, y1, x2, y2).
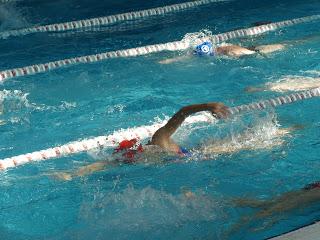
(0, 89, 30, 113)
(79, 185, 218, 233)
(182, 29, 213, 47)
(0, 89, 76, 125)
(106, 104, 125, 114)
(0, 4, 28, 31)
(200, 112, 290, 156)
(303, 70, 320, 76)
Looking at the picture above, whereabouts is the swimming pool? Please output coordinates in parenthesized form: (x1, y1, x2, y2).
(0, 0, 319, 239)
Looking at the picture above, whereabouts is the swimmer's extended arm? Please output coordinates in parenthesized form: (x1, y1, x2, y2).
(51, 161, 115, 181)
(150, 103, 229, 151)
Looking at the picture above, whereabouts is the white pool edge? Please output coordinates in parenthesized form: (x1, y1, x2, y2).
(269, 221, 320, 240)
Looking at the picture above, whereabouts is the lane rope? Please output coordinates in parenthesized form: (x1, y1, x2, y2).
(0, 0, 230, 39)
(0, 0, 20, 3)
(0, 40, 189, 82)
(0, 14, 319, 83)
(1, 87, 319, 170)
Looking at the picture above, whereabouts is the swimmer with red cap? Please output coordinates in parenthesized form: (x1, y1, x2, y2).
(53, 102, 229, 180)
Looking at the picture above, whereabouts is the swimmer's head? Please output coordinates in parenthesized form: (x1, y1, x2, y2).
(113, 138, 144, 163)
(194, 41, 214, 56)
(114, 139, 138, 152)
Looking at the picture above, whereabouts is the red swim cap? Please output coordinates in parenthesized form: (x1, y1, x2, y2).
(113, 138, 144, 162)
(114, 139, 138, 152)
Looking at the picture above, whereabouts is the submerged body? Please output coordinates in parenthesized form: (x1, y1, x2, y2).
(230, 182, 320, 233)
(246, 76, 320, 93)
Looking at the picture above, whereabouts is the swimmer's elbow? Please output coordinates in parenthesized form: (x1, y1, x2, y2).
(152, 127, 170, 140)
(151, 128, 172, 147)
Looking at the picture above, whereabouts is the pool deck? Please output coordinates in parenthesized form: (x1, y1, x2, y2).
(269, 222, 320, 240)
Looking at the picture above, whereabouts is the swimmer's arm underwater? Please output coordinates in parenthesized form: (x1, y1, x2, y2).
(150, 103, 229, 152)
(228, 183, 320, 234)
(159, 55, 191, 64)
(50, 161, 117, 181)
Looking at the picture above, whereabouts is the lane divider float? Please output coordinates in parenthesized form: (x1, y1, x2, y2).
(0, 0, 20, 3)
(0, 40, 189, 82)
(1, 87, 319, 170)
(0, 14, 319, 83)
(0, 0, 231, 39)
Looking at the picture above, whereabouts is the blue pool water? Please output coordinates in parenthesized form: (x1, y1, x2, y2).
(0, 0, 320, 239)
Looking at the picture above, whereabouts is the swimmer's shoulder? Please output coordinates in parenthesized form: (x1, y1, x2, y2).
(216, 44, 256, 57)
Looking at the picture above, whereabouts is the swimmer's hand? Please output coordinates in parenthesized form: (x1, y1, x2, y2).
(206, 102, 229, 119)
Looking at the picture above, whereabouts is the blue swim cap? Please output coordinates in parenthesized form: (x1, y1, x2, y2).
(195, 41, 214, 56)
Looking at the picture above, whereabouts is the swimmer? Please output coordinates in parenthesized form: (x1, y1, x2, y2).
(229, 181, 320, 233)
(246, 76, 320, 93)
(53, 102, 229, 180)
(53, 104, 301, 181)
(159, 42, 268, 64)
(159, 34, 320, 64)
